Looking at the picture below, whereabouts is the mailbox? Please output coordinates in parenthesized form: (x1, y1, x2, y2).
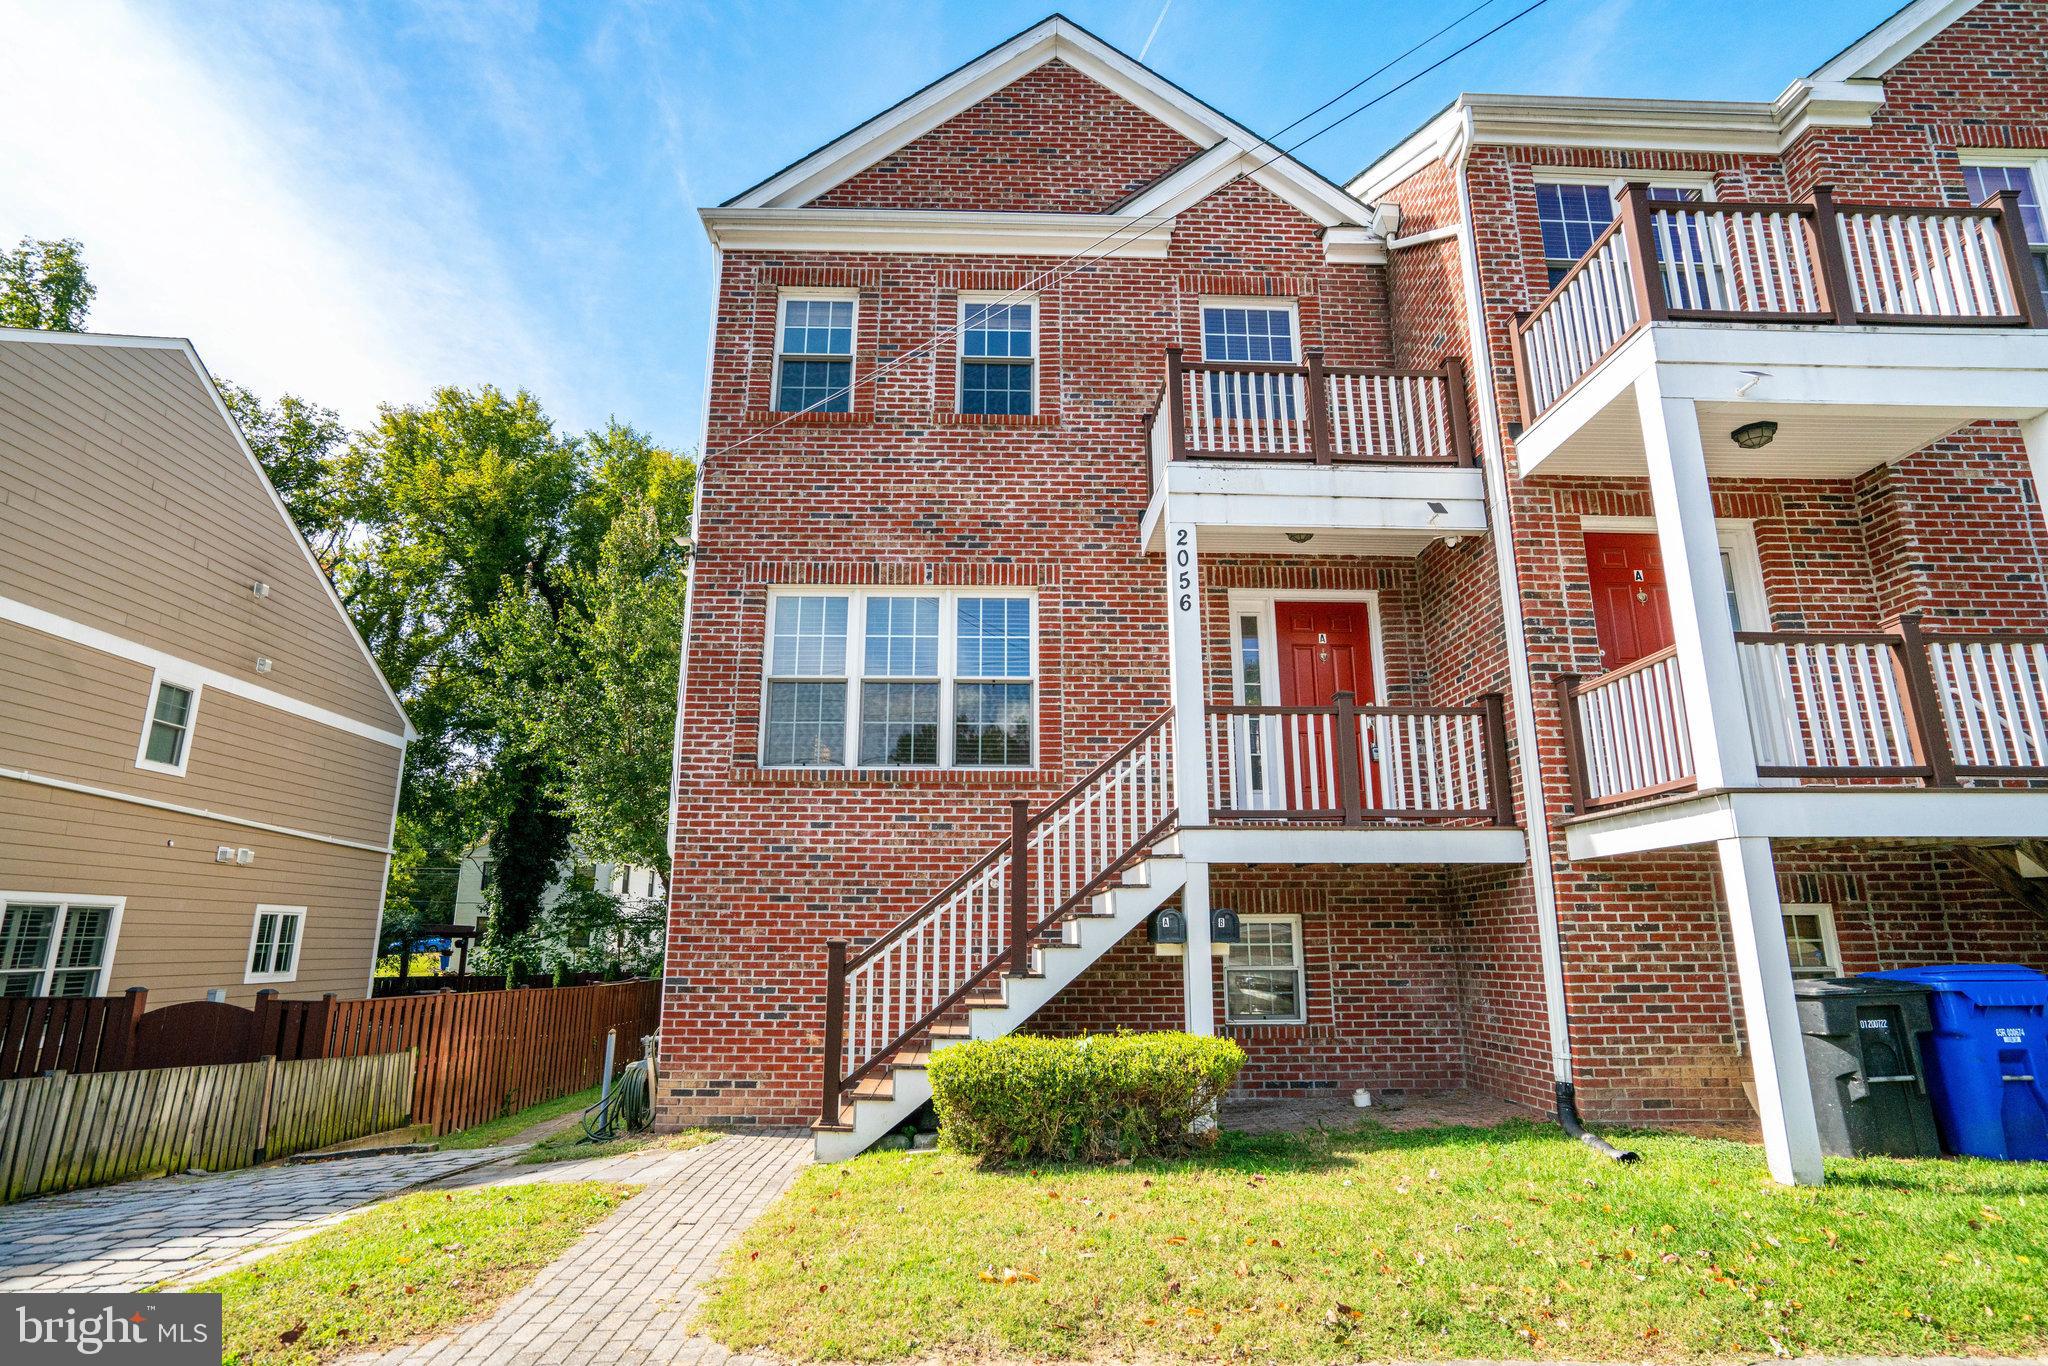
(1148, 906, 1186, 956)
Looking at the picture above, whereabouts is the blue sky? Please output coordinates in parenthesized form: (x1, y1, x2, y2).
(3, 0, 1890, 451)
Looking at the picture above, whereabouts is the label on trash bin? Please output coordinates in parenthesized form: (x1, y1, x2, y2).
(1996, 1026, 2027, 1044)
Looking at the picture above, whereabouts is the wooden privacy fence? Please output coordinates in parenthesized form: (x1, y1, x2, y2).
(0, 979, 659, 1136)
(322, 980, 658, 1133)
(0, 1050, 413, 1202)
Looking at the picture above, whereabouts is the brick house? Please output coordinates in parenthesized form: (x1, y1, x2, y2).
(661, 1, 2048, 1183)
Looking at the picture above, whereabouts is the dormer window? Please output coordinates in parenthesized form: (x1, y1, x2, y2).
(775, 293, 856, 414)
(959, 297, 1035, 415)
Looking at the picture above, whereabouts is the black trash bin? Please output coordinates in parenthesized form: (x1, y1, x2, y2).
(1792, 976, 1941, 1158)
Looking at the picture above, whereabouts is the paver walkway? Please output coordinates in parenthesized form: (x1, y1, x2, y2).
(0, 1147, 507, 1292)
(346, 1133, 811, 1366)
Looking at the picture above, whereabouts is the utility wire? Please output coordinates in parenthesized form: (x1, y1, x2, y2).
(705, 0, 1550, 464)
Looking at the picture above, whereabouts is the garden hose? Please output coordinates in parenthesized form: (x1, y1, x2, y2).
(578, 1057, 653, 1142)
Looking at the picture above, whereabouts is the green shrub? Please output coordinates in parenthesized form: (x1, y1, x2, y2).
(926, 1032, 1245, 1164)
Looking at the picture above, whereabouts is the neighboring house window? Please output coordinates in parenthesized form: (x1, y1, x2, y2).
(1782, 903, 1841, 979)
(1224, 914, 1305, 1024)
(761, 589, 1035, 770)
(136, 675, 199, 776)
(246, 905, 305, 984)
(1961, 160, 2048, 302)
(959, 298, 1035, 415)
(775, 294, 856, 414)
(0, 897, 119, 998)
(1533, 181, 1703, 288)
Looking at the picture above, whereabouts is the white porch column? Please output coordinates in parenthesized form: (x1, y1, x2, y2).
(1164, 519, 1210, 826)
(1634, 371, 1760, 790)
(1716, 835, 1824, 1185)
(2019, 411, 2048, 544)
(1180, 861, 1216, 1035)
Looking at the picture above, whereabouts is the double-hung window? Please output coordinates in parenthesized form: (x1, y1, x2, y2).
(1223, 914, 1305, 1024)
(1961, 157, 2048, 304)
(1782, 904, 1841, 979)
(775, 293, 856, 414)
(761, 589, 1035, 770)
(246, 905, 305, 984)
(959, 298, 1035, 415)
(1533, 180, 1706, 293)
(136, 674, 200, 776)
(1, 896, 120, 998)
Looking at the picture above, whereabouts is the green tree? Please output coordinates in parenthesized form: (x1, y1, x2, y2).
(0, 236, 94, 331)
(217, 382, 355, 567)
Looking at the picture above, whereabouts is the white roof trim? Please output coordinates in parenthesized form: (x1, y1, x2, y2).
(0, 325, 416, 741)
(1807, 0, 1981, 83)
(722, 14, 1365, 228)
(699, 207, 1174, 258)
(1118, 142, 1377, 239)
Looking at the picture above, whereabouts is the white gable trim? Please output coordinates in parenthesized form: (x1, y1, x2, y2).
(722, 14, 1367, 228)
(1807, 0, 1981, 83)
(0, 327, 415, 741)
(1118, 142, 1379, 242)
(699, 207, 1174, 258)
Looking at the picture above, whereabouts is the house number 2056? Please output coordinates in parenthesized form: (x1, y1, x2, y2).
(1173, 528, 1193, 613)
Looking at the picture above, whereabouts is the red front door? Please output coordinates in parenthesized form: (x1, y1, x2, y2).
(1273, 602, 1375, 812)
(1585, 533, 1674, 670)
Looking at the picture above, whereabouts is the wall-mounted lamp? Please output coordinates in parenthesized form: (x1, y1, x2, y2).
(251, 581, 270, 599)
(1730, 420, 1779, 450)
(1285, 531, 1314, 544)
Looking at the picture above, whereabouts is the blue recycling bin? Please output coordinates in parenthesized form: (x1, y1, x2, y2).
(1862, 964, 2048, 1161)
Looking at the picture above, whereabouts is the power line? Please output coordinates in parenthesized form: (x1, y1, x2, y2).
(705, 0, 1550, 464)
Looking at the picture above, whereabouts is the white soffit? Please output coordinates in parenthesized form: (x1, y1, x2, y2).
(716, 14, 1372, 242)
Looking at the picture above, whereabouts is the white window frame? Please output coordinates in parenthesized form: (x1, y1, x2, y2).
(245, 904, 306, 985)
(1530, 172, 1717, 283)
(1223, 912, 1307, 1025)
(135, 668, 204, 778)
(759, 587, 1039, 772)
(957, 292, 1038, 416)
(0, 894, 124, 998)
(1958, 151, 2048, 289)
(1781, 902, 1842, 979)
(1579, 517, 1768, 633)
(773, 288, 859, 416)
(1197, 297, 1301, 364)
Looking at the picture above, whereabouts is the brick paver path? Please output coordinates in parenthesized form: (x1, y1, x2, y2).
(0, 1148, 508, 1292)
(346, 1133, 811, 1366)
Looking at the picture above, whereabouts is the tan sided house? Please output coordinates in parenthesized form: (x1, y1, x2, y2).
(0, 327, 412, 1006)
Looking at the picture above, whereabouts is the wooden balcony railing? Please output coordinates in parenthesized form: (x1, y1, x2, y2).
(1206, 692, 1514, 827)
(1513, 184, 2048, 421)
(1162, 347, 1474, 466)
(819, 715, 1173, 1127)
(1558, 618, 2048, 811)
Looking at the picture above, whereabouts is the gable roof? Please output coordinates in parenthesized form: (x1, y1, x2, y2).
(0, 325, 414, 743)
(715, 13, 1372, 236)
(1807, 0, 1983, 83)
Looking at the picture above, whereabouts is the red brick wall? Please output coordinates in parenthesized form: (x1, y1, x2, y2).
(664, 64, 1406, 1126)
(1029, 866, 1469, 1098)
(812, 60, 1201, 213)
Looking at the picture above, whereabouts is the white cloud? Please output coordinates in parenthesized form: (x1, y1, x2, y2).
(0, 0, 557, 424)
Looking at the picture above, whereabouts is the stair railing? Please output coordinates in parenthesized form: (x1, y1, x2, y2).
(820, 714, 1174, 1125)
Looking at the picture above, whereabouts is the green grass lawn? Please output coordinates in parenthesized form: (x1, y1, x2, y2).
(199, 1182, 631, 1365)
(519, 1127, 719, 1165)
(435, 1087, 600, 1150)
(697, 1120, 2047, 1363)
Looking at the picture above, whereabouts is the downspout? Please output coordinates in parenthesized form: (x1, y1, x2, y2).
(1445, 107, 1634, 1163)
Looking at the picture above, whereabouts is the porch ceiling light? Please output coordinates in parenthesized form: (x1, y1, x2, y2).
(1285, 531, 1314, 544)
(1730, 420, 1779, 450)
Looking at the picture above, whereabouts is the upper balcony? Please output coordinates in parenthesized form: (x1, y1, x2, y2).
(1509, 185, 2048, 479)
(1140, 348, 1488, 556)
(1559, 618, 2048, 858)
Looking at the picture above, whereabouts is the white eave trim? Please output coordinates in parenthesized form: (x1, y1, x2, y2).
(698, 207, 1175, 258)
(1119, 142, 1376, 240)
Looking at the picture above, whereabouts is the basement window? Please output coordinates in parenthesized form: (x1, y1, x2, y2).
(1782, 903, 1841, 979)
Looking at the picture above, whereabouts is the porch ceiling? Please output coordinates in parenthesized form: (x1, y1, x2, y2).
(1141, 460, 1487, 556)
(1180, 824, 1527, 865)
(1515, 321, 2048, 480)
(1563, 786, 2048, 860)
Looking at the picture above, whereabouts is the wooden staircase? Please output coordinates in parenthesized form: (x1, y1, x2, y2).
(813, 715, 1177, 1161)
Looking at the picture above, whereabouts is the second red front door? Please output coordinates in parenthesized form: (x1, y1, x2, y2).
(1584, 532, 1674, 670)
(1274, 600, 1375, 707)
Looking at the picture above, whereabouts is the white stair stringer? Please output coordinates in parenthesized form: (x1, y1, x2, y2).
(813, 840, 1185, 1162)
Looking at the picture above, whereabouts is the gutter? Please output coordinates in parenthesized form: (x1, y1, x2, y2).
(1446, 108, 1631, 1163)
